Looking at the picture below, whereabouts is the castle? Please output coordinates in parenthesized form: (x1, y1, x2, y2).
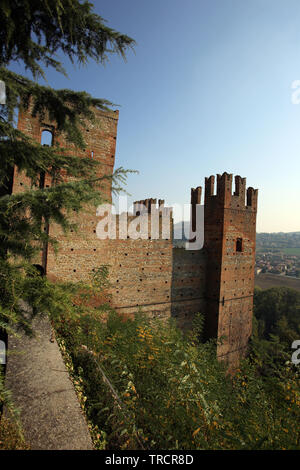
(13, 105, 258, 371)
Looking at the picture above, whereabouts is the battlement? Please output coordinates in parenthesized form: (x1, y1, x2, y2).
(234, 175, 246, 199)
(190, 186, 202, 234)
(246, 187, 258, 210)
(133, 198, 166, 215)
(204, 172, 258, 210)
(191, 186, 202, 205)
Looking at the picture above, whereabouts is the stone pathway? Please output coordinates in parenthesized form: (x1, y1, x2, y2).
(5, 315, 93, 450)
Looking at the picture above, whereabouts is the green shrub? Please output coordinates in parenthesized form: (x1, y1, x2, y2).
(53, 309, 300, 450)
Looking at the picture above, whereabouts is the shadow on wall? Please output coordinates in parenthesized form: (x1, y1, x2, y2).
(171, 246, 207, 331)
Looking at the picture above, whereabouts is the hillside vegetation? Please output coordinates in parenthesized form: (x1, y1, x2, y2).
(256, 232, 300, 254)
(52, 286, 300, 450)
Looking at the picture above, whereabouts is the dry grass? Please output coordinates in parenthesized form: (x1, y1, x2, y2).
(0, 415, 30, 450)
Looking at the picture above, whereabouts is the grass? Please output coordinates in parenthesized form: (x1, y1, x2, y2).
(0, 415, 30, 450)
(282, 247, 300, 256)
(255, 273, 300, 292)
(256, 247, 300, 256)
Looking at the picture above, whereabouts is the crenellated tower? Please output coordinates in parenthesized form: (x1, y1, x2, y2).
(203, 172, 258, 371)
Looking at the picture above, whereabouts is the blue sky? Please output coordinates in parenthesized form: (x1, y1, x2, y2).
(10, 0, 300, 232)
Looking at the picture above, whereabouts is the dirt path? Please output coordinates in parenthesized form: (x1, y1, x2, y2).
(5, 315, 93, 450)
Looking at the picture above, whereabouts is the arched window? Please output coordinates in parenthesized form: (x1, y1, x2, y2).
(41, 129, 53, 147)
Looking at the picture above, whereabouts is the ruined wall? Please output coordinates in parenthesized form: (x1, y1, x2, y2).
(204, 173, 258, 371)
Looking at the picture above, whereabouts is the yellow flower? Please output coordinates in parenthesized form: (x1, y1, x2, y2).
(192, 427, 201, 438)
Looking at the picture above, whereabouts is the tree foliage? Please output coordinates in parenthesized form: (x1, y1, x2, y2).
(0, 0, 135, 335)
(250, 287, 300, 377)
(0, 0, 134, 79)
(254, 287, 300, 343)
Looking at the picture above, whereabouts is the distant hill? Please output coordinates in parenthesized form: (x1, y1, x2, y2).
(173, 227, 300, 252)
(256, 232, 300, 255)
(173, 221, 190, 247)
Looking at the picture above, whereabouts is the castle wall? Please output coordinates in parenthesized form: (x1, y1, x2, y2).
(46, 213, 110, 282)
(106, 236, 173, 318)
(13, 99, 177, 317)
(46, 210, 174, 319)
(13, 104, 258, 371)
(171, 248, 206, 330)
(46, 213, 207, 325)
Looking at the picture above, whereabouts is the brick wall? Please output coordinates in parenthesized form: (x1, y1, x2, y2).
(14, 102, 118, 198)
(204, 173, 258, 372)
(14, 102, 119, 274)
(47, 211, 174, 319)
(171, 248, 206, 330)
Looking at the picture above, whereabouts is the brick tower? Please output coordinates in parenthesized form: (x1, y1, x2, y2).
(14, 103, 119, 201)
(203, 172, 258, 371)
(13, 103, 119, 277)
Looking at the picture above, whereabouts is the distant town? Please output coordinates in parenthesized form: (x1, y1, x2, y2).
(174, 226, 300, 279)
(255, 232, 300, 278)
